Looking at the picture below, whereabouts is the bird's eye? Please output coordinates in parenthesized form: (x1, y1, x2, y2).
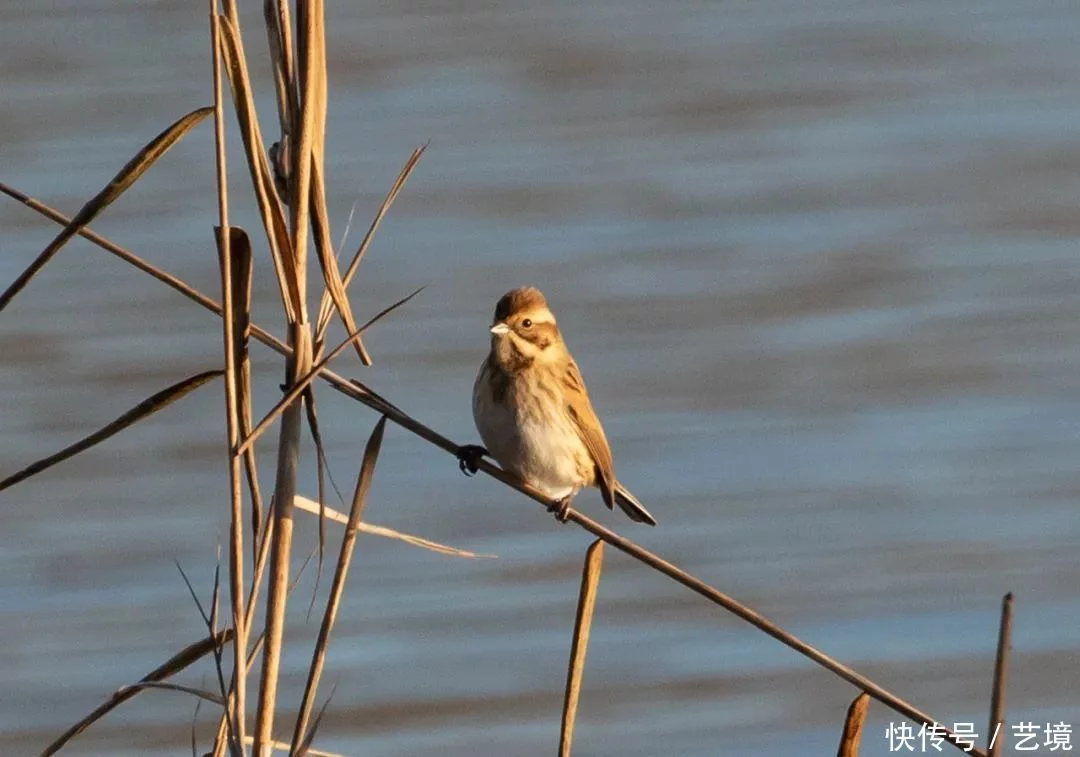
(521, 318, 533, 329)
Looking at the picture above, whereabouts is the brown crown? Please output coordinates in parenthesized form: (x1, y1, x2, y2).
(494, 287, 548, 321)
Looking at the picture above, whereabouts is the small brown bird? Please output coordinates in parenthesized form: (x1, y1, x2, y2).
(460, 287, 657, 525)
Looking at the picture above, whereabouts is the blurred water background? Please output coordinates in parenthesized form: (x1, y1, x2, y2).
(1, 1, 1079, 755)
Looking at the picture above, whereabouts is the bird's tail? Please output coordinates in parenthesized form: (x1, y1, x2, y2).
(613, 483, 658, 526)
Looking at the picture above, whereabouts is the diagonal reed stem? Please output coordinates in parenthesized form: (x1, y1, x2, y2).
(3, 183, 987, 757)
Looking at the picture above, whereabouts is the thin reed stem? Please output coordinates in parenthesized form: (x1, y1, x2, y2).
(986, 592, 1014, 757)
(559, 540, 605, 757)
(210, 5, 247, 751)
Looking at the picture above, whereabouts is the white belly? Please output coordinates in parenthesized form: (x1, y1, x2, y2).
(473, 366, 591, 499)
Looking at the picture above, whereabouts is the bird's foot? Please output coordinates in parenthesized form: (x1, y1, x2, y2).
(549, 495, 573, 523)
(457, 444, 488, 477)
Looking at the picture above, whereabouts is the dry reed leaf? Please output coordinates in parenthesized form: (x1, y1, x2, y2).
(217, 227, 265, 549)
(116, 681, 226, 706)
(217, 14, 301, 322)
(242, 737, 347, 757)
(0, 370, 222, 493)
(292, 416, 386, 751)
(41, 630, 233, 756)
(0, 181, 227, 318)
(262, 0, 298, 141)
(309, 158, 372, 365)
(282, 0, 323, 311)
(302, 385, 331, 617)
(175, 555, 241, 756)
(313, 144, 427, 347)
(213, 222, 251, 755)
(0, 107, 212, 312)
(236, 286, 423, 456)
(559, 539, 605, 757)
(293, 495, 493, 559)
(294, 683, 335, 757)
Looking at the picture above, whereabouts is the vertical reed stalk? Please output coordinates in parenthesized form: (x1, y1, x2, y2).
(253, 325, 310, 756)
(209, 5, 247, 751)
(251, 0, 326, 751)
(836, 693, 871, 757)
(559, 539, 605, 757)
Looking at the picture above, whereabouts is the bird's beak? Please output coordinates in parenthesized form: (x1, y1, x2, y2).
(489, 322, 510, 336)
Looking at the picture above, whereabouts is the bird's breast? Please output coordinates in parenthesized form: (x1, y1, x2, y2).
(472, 362, 593, 497)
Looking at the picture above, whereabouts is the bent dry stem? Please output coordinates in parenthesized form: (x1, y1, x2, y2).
(5, 180, 992, 757)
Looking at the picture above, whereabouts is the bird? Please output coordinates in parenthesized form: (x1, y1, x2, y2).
(459, 286, 657, 526)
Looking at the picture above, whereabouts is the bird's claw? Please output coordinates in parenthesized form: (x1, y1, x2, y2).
(457, 444, 488, 477)
(549, 496, 573, 523)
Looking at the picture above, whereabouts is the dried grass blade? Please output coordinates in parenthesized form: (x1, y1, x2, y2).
(0, 370, 222, 493)
(242, 738, 346, 757)
(295, 682, 336, 757)
(222, 227, 265, 551)
(0, 107, 212, 312)
(117, 681, 226, 706)
(175, 559, 239, 755)
(292, 495, 493, 559)
(309, 158, 372, 365)
(217, 14, 301, 321)
(302, 386, 330, 618)
(291, 416, 386, 753)
(237, 287, 423, 456)
(559, 539, 605, 757)
(284, 0, 323, 307)
(314, 144, 427, 344)
(41, 629, 233, 756)
(836, 693, 871, 757)
(190, 697, 202, 757)
(263, 0, 298, 143)
(0, 182, 227, 317)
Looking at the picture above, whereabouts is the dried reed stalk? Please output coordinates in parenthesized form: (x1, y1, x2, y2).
(254, 323, 309, 755)
(217, 13, 300, 322)
(210, 4, 248, 749)
(291, 417, 387, 751)
(559, 540, 605, 757)
(836, 693, 870, 757)
(986, 592, 1014, 757)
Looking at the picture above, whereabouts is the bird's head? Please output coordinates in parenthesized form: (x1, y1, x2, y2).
(488, 287, 565, 368)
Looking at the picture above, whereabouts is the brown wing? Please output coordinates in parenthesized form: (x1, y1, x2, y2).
(564, 359, 617, 509)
